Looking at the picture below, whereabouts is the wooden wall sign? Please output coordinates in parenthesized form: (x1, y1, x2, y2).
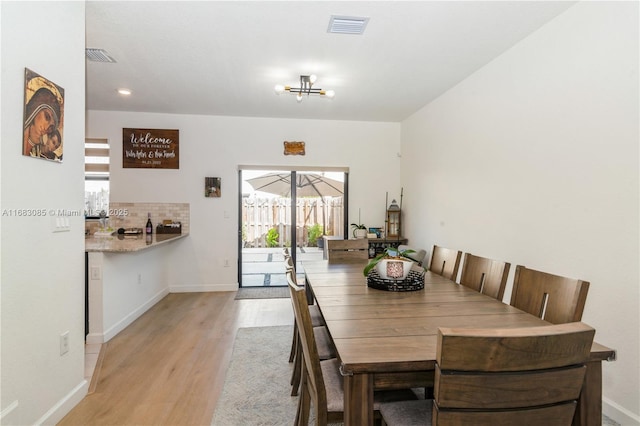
(284, 141, 305, 156)
(123, 128, 179, 169)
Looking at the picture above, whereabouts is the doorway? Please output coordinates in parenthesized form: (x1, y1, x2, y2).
(238, 167, 347, 287)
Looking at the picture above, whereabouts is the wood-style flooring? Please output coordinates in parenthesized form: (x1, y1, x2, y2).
(58, 292, 293, 426)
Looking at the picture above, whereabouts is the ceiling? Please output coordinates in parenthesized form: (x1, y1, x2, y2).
(85, 1, 575, 122)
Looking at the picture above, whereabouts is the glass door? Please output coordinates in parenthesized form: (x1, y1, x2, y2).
(239, 168, 346, 287)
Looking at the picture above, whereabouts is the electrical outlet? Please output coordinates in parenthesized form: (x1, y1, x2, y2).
(223, 258, 230, 267)
(60, 331, 69, 355)
(137, 273, 142, 284)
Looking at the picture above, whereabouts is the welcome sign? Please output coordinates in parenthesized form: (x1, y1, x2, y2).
(122, 128, 179, 169)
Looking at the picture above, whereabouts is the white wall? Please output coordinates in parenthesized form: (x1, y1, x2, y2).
(401, 2, 639, 424)
(87, 111, 401, 290)
(0, 2, 87, 424)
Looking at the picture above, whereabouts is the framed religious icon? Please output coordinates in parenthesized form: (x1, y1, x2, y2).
(23, 68, 65, 162)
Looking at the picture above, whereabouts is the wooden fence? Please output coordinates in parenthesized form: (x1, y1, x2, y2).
(242, 197, 344, 248)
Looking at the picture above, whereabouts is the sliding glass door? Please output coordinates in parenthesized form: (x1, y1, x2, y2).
(238, 168, 347, 287)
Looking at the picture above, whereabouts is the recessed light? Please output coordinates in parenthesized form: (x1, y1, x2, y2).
(117, 88, 132, 96)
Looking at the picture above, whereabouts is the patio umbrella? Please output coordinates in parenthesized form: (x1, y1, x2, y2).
(246, 172, 344, 245)
(246, 172, 343, 198)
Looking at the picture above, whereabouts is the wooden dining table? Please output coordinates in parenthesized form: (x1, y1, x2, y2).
(302, 260, 616, 426)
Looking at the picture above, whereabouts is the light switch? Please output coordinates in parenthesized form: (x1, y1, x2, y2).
(52, 215, 71, 232)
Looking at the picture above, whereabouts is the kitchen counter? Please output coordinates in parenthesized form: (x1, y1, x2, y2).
(85, 232, 188, 253)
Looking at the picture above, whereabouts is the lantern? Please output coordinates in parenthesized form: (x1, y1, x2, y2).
(386, 199, 401, 238)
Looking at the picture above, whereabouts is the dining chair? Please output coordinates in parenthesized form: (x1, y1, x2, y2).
(510, 265, 590, 324)
(288, 276, 418, 425)
(397, 244, 427, 266)
(285, 263, 334, 397)
(427, 245, 462, 281)
(326, 238, 369, 263)
(458, 253, 510, 301)
(379, 322, 595, 426)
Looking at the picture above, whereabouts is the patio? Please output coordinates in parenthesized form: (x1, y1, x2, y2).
(241, 246, 324, 287)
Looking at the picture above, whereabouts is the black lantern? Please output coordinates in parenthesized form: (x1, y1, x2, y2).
(386, 199, 401, 238)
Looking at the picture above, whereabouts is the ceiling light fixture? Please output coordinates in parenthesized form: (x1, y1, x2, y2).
(274, 75, 335, 103)
(117, 88, 132, 95)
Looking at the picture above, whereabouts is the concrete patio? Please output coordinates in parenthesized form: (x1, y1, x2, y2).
(240, 246, 324, 287)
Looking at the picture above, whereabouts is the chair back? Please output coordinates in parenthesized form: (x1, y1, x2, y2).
(459, 253, 510, 301)
(326, 238, 369, 263)
(433, 322, 595, 426)
(287, 272, 328, 421)
(510, 265, 589, 324)
(428, 245, 462, 280)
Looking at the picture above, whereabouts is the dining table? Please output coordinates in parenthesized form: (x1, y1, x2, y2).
(302, 260, 616, 426)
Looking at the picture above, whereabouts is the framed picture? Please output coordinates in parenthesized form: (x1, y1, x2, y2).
(23, 68, 65, 162)
(205, 177, 221, 198)
(122, 128, 179, 169)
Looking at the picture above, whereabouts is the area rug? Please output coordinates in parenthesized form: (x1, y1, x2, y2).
(234, 287, 290, 300)
(211, 326, 299, 425)
(211, 326, 617, 426)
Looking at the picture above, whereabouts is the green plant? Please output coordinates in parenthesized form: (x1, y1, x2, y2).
(351, 223, 367, 238)
(265, 228, 279, 248)
(363, 247, 419, 277)
(307, 224, 324, 246)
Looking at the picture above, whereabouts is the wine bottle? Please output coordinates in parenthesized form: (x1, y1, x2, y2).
(145, 213, 153, 234)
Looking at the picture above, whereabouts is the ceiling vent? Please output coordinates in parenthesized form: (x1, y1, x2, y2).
(86, 48, 117, 63)
(327, 15, 369, 35)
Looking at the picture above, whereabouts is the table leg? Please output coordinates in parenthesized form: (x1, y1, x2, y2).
(344, 373, 374, 426)
(573, 360, 602, 426)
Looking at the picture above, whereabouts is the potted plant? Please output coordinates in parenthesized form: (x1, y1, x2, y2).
(351, 223, 367, 239)
(363, 247, 421, 279)
(307, 223, 324, 247)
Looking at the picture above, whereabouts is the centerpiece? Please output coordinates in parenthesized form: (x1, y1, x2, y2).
(364, 247, 426, 292)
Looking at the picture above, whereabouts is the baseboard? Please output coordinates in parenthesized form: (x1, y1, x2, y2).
(102, 288, 170, 342)
(169, 283, 238, 292)
(85, 332, 104, 345)
(604, 398, 640, 426)
(34, 380, 88, 425)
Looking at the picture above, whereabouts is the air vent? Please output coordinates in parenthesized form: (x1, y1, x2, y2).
(86, 48, 116, 63)
(327, 15, 369, 35)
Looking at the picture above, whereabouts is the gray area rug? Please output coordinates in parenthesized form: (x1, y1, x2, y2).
(211, 326, 619, 426)
(234, 287, 290, 300)
(211, 326, 299, 425)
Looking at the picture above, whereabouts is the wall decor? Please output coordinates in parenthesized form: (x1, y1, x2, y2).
(122, 128, 179, 169)
(284, 141, 305, 155)
(23, 68, 65, 162)
(205, 177, 221, 198)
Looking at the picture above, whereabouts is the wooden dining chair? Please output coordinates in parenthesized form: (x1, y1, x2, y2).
(379, 322, 595, 426)
(285, 265, 334, 397)
(458, 253, 510, 301)
(427, 245, 462, 281)
(326, 238, 369, 263)
(510, 265, 590, 324)
(288, 277, 418, 426)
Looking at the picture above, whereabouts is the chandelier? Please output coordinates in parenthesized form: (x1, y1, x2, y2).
(274, 75, 335, 102)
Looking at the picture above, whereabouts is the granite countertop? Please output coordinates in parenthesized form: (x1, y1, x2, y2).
(85, 232, 188, 253)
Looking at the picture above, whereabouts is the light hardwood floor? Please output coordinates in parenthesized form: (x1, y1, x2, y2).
(59, 292, 294, 426)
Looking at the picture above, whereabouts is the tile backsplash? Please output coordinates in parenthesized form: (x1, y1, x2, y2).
(86, 202, 190, 234)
